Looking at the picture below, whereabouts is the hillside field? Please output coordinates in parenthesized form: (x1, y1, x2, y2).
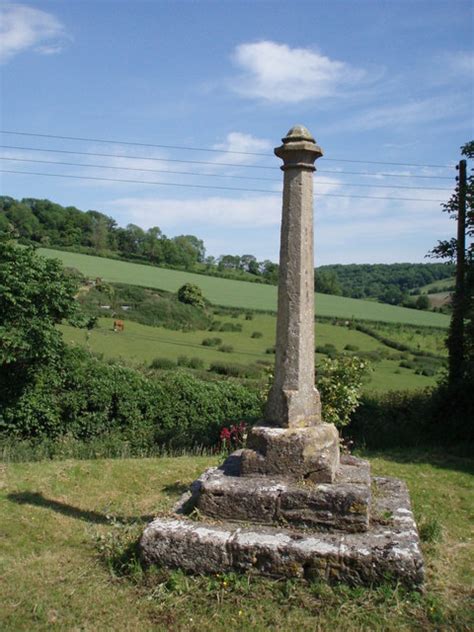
(40, 249, 450, 327)
(60, 315, 444, 393)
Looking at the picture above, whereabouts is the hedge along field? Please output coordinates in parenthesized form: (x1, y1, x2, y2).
(40, 249, 450, 327)
(60, 315, 442, 393)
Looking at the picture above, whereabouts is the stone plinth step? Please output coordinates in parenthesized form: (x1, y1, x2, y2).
(185, 453, 371, 533)
(140, 477, 424, 589)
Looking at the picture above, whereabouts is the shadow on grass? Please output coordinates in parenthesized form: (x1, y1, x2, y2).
(7, 491, 154, 525)
(357, 446, 474, 476)
(161, 482, 190, 495)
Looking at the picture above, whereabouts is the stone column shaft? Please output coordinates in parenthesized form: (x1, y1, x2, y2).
(265, 126, 323, 428)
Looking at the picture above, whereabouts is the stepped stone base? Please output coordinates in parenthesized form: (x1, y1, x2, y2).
(140, 476, 424, 589)
(183, 452, 371, 532)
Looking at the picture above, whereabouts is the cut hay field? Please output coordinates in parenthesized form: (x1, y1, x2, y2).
(40, 249, 450, 327)
(1, 450, 472, 631)
(60, 315, 442, 393)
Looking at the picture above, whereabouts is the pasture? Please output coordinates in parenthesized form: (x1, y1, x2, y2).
(60, 314, 444, 392)
(1, 449, 472, 631)
(40, 248, 450, 327)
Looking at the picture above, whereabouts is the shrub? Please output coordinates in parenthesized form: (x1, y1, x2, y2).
(265, 346, 276, 354)
(176, 283, 205, 309)
(150, 357, 176, 370)
(209, 362, 262, 379)
(209, 321, 222, 331)
(201, 337, 222, 347)
(317, 356, 370, 428)
(218, 344, 234, 353)
(178, 355, 204, 370)
(219, 322, 242, 332)
(0, 349, 263, 449)
(344, 344, 359, 352)
(245, 312, 254, 320)
(251, 331, 263, 339)
(315, 344, 337, 358)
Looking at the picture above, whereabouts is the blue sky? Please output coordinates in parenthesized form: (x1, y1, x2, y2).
(1, 0, 473, 264)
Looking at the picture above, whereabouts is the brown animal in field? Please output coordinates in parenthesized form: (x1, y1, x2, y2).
(113, 319, 124, 332)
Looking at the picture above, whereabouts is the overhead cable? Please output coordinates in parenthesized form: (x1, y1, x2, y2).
(0, 156, 452, 192)
(0, 168, 447, 202)
(0, 130, 454, 169)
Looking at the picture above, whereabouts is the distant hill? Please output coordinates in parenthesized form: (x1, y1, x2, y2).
(38, 248, 450, 327)
(1, 195, 454, 307)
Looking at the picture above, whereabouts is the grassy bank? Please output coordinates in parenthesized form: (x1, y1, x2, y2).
(1, 449, 472, 631)
(40, 248, 450, 327)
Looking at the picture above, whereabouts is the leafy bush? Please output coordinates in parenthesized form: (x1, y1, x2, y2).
(176, 283, 205, 309)
(245, 312, 254, 320)
(209, 362, 262, 379)
(251, 331, 263, 339)
(218, 344, 234, 353)
(344, 344, 359, 351)
(177, 356, 204, 370)
(315, 344, 337, 358)
(317, 356, 370, 428)
(265, 346, 276, 354)
(0, 349, 263, 449)
(150, 357, 176, 370)
(201, 337, 222, 347)
(219, 322, 242, 332)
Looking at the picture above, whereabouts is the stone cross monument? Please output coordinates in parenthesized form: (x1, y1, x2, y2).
(266, 125, 323, 428)
(240, 125, 340, 483)
(140, 126, 424, 589)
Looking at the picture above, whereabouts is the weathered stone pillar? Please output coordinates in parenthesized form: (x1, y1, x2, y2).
(265, 125, 323, 428)
(240, 125, 340, 483)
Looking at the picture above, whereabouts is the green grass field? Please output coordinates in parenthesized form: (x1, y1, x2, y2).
(60, 315, 442, 392)
(40, 248, 450, 327)
(1, 450, 472, 631)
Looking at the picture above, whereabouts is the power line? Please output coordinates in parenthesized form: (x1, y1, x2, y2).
(0, 168, 447, 202)
(0, 144, 277, 171)
(0, 144, 455, 182)
(320, 168, 454, 181)
(0, 156, 452, 192)
(0, 129, 454, 169)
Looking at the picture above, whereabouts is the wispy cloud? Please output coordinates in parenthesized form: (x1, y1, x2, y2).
(0, 3, 70, 64)
(212, 132, 272, 165)
(329, 94, 468, 133)
(230, 41, 367, 103)
(108, 194, 282, 229)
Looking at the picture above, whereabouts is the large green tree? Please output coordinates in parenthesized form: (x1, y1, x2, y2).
(0, 240, 80, 397)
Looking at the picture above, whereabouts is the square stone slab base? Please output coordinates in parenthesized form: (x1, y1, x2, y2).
(140, 477, 424, 589)
(241, 423, 340, 483)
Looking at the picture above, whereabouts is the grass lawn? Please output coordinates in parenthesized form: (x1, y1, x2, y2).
(1, 449, 472, 631)
(40, 248, 450, 327)
(60, 316, 441, 392)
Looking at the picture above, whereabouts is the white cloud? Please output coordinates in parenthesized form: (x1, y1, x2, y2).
(108, 194, 283, 229)
(0, 3, 69, 63)
(212, 132, 272, 165)
(231, 41, 366, 103)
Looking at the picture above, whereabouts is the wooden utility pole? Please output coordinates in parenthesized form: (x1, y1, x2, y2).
(449, 159, 467, 384)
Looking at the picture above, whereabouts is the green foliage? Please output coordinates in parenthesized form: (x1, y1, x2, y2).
(415, 294, 430, 310)
(150, 357, 176, 370)
(209, 362, 262, 379)
(317, 356, 370, 428)
(218, 344, 234, 353)
(0, 349, 263, 448)
(0, 240, 79, 368)
(251, 331, 263, 338)
(201, 336, 222, 347)
(176, 282, 206, 309)
(177, 355, 204, 369)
